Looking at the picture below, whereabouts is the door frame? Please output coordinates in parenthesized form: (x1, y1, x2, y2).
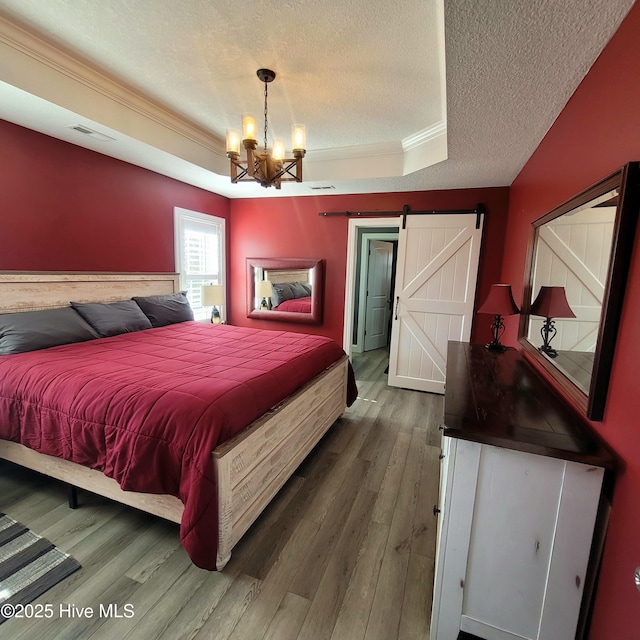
(343, 217, 400, 356)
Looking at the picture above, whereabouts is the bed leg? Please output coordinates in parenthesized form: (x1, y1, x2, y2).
(67, 485, 78, 509)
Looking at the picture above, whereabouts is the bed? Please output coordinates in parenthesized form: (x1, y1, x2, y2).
(274, 296, 312, 314)
(267, 268, 313, 314)
(0, 272, 355, 570)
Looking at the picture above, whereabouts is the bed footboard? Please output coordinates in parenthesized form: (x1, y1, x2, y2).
(213, 355, 348, 568)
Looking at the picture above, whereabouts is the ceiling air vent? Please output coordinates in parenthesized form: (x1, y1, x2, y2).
(310, 185, 336, 190)
(66, 125, 116, 142)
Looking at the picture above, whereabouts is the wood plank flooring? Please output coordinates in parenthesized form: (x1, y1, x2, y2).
(0, 348, 444, 640)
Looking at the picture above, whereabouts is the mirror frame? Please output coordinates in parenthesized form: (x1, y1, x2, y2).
(518, 162, 640, 421)
(246, 257, 324, 325)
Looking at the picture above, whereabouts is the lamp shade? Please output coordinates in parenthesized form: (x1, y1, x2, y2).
(272, 139, 285, 161)
(225, 129, 240, 155)
(256, 280, 273, 298)
(292, 124, 307, 151)
(530, 286, 575, 319)
(242, 114, 257, 140)
(201, 284, 225, 307)
(478, 284, 520, 316)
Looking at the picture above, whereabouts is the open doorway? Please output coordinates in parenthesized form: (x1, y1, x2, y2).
(343, 219, 400, 371)
(352, 233, 399, 353)
(344, 213, 483, 392)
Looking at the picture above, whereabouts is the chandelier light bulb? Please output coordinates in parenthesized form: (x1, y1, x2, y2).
(292, 124, 306, 151)
(225, 129, 240, 155)
(242, 115, 257, 141)
(272, 139, 285, 161)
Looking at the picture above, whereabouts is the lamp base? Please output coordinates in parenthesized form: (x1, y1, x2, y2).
(485, 314, 507, 353)
(539, 317, 558, 358)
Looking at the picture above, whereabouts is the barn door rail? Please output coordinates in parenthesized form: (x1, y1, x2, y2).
(318, 203, 486, 229)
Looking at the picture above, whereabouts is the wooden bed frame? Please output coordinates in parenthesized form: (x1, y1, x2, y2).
(0, 272, 349, 569)
(266, 268, 311, 285)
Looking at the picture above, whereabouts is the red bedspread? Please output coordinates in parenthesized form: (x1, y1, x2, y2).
(0, 322, 356, 569)
(275, 296, 312, 313)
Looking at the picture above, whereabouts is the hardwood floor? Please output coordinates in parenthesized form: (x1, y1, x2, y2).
(0, 348, 444, 640)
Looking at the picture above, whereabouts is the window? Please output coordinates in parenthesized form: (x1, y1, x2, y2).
(174, 207, 226, 321)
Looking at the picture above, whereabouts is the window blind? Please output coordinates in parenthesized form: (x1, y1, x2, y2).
(174, 208, 226, 321)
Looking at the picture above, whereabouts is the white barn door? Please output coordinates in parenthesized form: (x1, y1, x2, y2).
(388, 213, 483, 393)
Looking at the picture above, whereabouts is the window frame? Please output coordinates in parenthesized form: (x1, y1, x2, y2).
(173, 207, 226, 322)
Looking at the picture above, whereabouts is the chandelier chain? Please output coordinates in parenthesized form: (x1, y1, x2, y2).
(263, 80, 268, 153)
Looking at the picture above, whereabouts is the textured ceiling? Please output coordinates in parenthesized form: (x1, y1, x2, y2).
(0, 0, 635, 198)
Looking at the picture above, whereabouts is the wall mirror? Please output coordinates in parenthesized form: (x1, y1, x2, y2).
(246, 258, 324, 324)
(519, 162, 640, 421)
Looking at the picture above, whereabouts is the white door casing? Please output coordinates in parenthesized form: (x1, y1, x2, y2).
(364, 240, 394, 351)
(388, 213, 483, 393)
(343, 218, 401, 357)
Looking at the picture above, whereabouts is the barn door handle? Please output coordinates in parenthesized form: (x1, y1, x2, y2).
(394, 296, 400, 320)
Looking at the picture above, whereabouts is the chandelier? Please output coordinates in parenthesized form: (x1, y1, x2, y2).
(225, 69, 306, 189)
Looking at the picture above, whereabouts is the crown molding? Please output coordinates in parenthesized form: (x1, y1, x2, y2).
(402, 121, 447, 151)
(0, 13, 224, 155)
(0, 11, 447, 184)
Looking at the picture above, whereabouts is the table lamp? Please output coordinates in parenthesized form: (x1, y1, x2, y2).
(201, 284, 225, 324)
(530, 286, 575, 358)
(477, 284, 520, 352)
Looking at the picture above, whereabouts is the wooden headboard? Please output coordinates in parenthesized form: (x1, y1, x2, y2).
(0, 272, 180, 313)
(265, 269, 310, 285)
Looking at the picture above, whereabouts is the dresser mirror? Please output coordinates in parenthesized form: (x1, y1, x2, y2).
(246, 258, 323, 324)
(519, 162, 640, 421)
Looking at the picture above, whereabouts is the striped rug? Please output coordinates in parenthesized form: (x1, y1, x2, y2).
(0, 513, 81, 623)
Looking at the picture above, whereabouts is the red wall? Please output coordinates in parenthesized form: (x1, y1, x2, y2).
(501, 4, 640, 638)
(229, 188, 510, 345)
(0, 119, 230, 272)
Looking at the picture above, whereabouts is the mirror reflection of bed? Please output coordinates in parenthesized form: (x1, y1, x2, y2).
(246, 258, 323, 325)
(257, 268, 312, 313)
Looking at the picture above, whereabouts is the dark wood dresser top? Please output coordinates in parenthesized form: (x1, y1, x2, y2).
(444, 342, 617, 470)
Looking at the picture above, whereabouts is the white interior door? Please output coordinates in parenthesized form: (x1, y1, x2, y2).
(388, 213, 483, 393)
(364, 240, 393, 351)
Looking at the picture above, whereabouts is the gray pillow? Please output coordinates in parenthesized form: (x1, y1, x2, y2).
(132, 291, 194, 327)
(0, 307, 99, 355)
(71, 300, 152, 337)
(270, 283, 294, 307)
(271, 282, 310, 307)
(291, 282, 310, 298)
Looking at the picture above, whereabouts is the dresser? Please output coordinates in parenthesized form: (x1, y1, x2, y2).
(430, 342, 617, 640)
